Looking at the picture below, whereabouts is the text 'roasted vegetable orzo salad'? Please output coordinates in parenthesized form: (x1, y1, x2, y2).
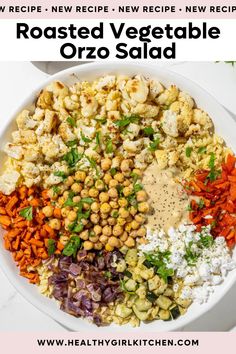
(0, 74, 236, 326)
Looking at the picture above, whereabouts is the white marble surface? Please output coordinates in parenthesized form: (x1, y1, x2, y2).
(0, 61, 236, 331)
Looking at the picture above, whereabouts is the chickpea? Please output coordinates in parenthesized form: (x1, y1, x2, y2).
(108, 187, 118, 199)
(109, 179, 119, 188)
(110, 201, 119, 209)
(135, 213, 146, 224)
(99, 192, 109, 203)
(124, 236, 135, 248)
(131, 220, 140, 230)
(129, 206, 138, 216)
(83, 241, 94, 251)
(108, 217, 116, 226)
(71, 183, 82, 194)
(123, 186, 132, 197)
(49, 218, 61, 230)
(101, 220, 108, 226)
(81, 189, 89, 198)
(105, 244, 114, 252)
(89, 188, 99, 198)
(90, 213, 100, 224)
(65, 176, 74, 187)
(132, 168, 142, 177)
(73, 196, 81, 203)
(113, 224, 123, 236)
(123, 179, 131, 187)
(95, 179, 105, 191)
(100, 203, 111, 214)
(136, 227, 146, 237)
(117, 217, 126, 226)
(126, 215, 133, 223)
(136, 237, 146, 245)
(99, 235, 108, 244)
(100, 213, 109, 220)
(112, 156, 121, 168)
(58, 196, 65, 206)
(94, 225, 102, 235)
(130, 230, 138, 238)
(63, 191, 69, 199)
(68, 210, 77, 222)
(103, 173, 112, 185)
(136, 190, 148, 202)
(114, 173, 124, 183)
(118, 198, 128, 208)
(80, 230, 89, 240)
(125, 222, 132, 233)
(120, 231, 128, 242)
(64, 218, 71, 229)
(120, 159, 131, 172)
(118, 207, 130, 219)
(61, 207, 70, 218)
(89, 234, 99, 243)
(83, 203, 90, 211)
(138, 202, 150, 213)
(94, 242, 103, 250)
(85, 176, 94, 187)
(108, 236, 120, 248)
(102, 225, 112, 236)
(75, 170, 86, 182)
(91, 201, 100, 213)
(101, 158, 112, 171)
(42, 205, 54, 218)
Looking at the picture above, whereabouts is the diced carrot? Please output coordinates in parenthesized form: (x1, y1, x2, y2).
(231, 168, 236, 176)
(0, 215, 11, 226)
(57, 241, 64, 251)
(53, 207, 61, 219)
(0, 207, 6, 215)
(230, 184, 236, 201)
(5, 195, 18, 215)
(29, 239, 44, 247)
(228, 176, 236, 183)
(226, 154, 236, 173)
(42, 189, 49, 199)
(29, 198, 41, 207)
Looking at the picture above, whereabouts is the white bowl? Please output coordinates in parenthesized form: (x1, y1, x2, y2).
(0, 62, 236, 332)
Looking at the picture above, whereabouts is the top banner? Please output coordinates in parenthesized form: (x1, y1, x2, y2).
(1, 0, 236, 19)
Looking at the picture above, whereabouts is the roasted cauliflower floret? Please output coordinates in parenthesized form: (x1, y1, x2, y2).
(125, 76, 149, 103)
(132, 103, 159, 118)
(161, 110, 178, 137)
(80, 93, 98, 118)
(193, 108, 213, 130)
(155, 150, 168, 169)
(178, 91, 194, 109)
(156, 85, 179, 106)
(37, 90, 53, 109)
(0, 171, 20, 195)
(169, 101, 193, 134)
(64, 96, 80, 111)
(149, 80, 164, 99)
(4, 143, 23, 160)
(46, 81, 69, 98)
(123, 139, 143, 154)
(16, 110, 38, 130)
(58, 122, 76, 142)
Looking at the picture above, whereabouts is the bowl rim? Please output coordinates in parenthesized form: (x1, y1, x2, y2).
(0, 61, 236, 332)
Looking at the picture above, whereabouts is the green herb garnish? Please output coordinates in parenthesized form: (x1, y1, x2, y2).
(52, 185, 60, 196)
(66, 139, 78, 147)
(184, 242, 199, 266)
(62, 235, 81, 258)
(105, 139, 113, 154)
(47, 239, 56, 256)
(67, 116, 76, 127)
(54, 171, 67, 180)
(198, 199, 205, 209)
(185, 147, 193, 158)
(144, 251, 173, 283)
(104, 271, 112, 279)
(143, 127, 154, 136)
(186, 204, 193, 211)
(198, 146, 207, 154)
(81, 131, 92, 143)
(19, 206, 33, 221)
(110, 168, 117, 176)
(199, 234, 214, 248)
(94, 117, 107, 125)
(63, 148, 83, 168)
(207, 152, 220, 181)
(111, 210, 119, 218)
(149, 137, 160, 151)
(115, 114, 140, 129)
(133, 183, 143, 193)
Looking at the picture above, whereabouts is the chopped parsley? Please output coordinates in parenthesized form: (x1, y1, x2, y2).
(198, 146, 207, 154)
(19, 206, 33, 221)
(105, 139, 113, 154)
(144, 251, 173, 283)
(80, 131, 92, 143)
(143, 126, 154, 136)
(52, 185, 60, 195)
(66, 139, 78, 147)
(62, 235, 81, 258)
(111, 210, 119, 218)
(47, 239, 56, 256)
(133, 183, 143, 193)
(94, 131, 101, 147)
(66, 116, 76, 127)
(199, 234, 214, 248)
(149, 137, 160, 151)
(207, 152, 220, 181)
(54, 171, 67, 180)
(85, 156, 100, 176)
(184, 242, 199, 266)
(185, 147, 193, 158)
(62, 148, 83, 168)
(198, 199, 205, 209)
(110, 168, 117, 176)
(94, 117, 107, 125)
(114, 114, 140, 129)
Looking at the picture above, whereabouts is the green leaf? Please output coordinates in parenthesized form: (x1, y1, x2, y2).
(184, 242, 199, 266)
(62, 235, 81, 258)
(52, 185, 60, 196)
(116, 184, 124, 197)
(62, 148, 83, 168)
(199, 234, 214, 248)
(115, 114, 140, 129)
(133, 183, 143, 193)
(208, 152, 216, 169)
(130, 172, 140, 185)
(156, 266, 174, 283)
(104, 271, 112, 279)
(94, 117, 107, 124)
(198, 199, 205, 209)
(47, 239, 56, 256)
(111, 210, 119, 218)
(144, 251, 172, 283)
(67, 116, 76, 127)
(85, 156, 100, 176)
(54, 171, 67, 180)
(186, 204, 193, 211)
(80, 197, 94, 205)
(73, 223, 84, 233)
(149, 138, 160, 151)
(143, 127, 154, 136)
(66, 139, 78, 147)
(198, 146, 207, 154)
(81, 131, 92, 143)
(105, 139, 113, 154)
(95, 131, 101, 147)
(19, 206, 33, 221)
(110, 168, 117, 176)
(185, 147, 193, 158)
